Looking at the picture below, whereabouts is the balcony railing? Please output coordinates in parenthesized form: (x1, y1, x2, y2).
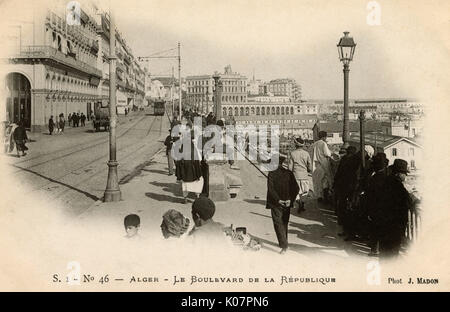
(16, 45, 102, 78)
(406, 205, 421, 242)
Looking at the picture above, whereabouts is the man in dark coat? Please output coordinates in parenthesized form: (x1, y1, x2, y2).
(164, 129, 175, 176)
(72, 112, 78, 127)
(333, 146, 360, 240)
(377, 158, 412, 259)
(48, 116, 55, 135)
(266, 154, 300, 254)
(80, 113, 86, 126)
(365, 153, 388, 256)
(13, 121, 28, 157)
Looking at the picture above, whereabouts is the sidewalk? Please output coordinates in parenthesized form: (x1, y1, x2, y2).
(3, 111, 147, 165)
(79, 146, 372, 262)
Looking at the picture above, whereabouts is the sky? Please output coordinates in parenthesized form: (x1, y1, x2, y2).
(108, 0, 448, 100)
(2, 0, 449, 100)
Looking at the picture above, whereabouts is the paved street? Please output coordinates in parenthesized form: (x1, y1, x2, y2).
(78, 143, 373, 262)
(2, 109, 170, 216)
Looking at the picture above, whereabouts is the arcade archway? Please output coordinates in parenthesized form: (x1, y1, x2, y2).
(5, 73, 32, 129)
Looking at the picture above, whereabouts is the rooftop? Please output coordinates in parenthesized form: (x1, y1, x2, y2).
(314, 121, 382, 133)
(348, 132, 422, 149)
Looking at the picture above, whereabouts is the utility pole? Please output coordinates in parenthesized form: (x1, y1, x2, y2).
(171, 66, 175, 117)
(206, 86, 209, 114)
(104, 10, 121, 202)
(178, 42, 182, 119)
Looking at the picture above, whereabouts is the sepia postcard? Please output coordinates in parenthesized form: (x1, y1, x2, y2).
(0, 0, 449, 293)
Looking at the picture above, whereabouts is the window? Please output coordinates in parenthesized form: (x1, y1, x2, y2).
(392, 148, 397, 156)
(409, 148, 414, 156)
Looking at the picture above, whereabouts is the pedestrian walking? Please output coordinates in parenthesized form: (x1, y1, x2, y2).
(68, 113, 72, 127)
(58, 113, 65, 134)
(80, 113, 86, 127)
(13, 121, 28, 157)
(4, 122, 17, 154)
(266, 153, 299, 254)
(76, 113, 81, 127)
(311, 131, 333, 203)
(48, 116, 55, 135)
(288, 137, 312, 213)
(175, 123, 204, 203)
(377, 159, 412, 259)
(164, 129, 176, 176)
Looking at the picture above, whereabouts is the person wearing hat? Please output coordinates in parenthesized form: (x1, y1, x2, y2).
(288, 137, 312, 213)
(266, 153, 300, 254)
(365, 153, 389, 256)
(311, 131, 333, 203)
(377, 158, 412, 258)
(164, 129, 177, 176)
(189, 197, 227, 245)
(333, 145, 360, 240)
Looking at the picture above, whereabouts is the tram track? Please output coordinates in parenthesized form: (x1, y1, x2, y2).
(10, 114, 148, 173)
(13, 115, 164, 202)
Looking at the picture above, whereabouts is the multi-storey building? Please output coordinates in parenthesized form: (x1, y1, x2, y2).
(381, 118, 423, 138)
(221, 101, 318, 118)
(234, 114, 318, 139)
(186, 65, 247, 114)
(318, 98, 424, 117)
(1, 1, 145, 131)
(259, 78, 302, 101)
(185, 75, 214, 113)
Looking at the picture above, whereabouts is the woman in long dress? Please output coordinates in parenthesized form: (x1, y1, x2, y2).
(175, 124, 204, 203)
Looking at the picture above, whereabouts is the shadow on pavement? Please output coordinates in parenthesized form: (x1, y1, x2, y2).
(250, 200, 370, 258)
(12, 164, 100, 202)
(145, 192, 185, 204)
(243, 199, 266, 205)
(142, 168, 170, 176)
(149, 181, 180, 197)
(251, 235, 342, 257)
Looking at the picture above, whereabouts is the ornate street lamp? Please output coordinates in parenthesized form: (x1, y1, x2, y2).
(104, 10, 121, 202)
(337, 31, 356, 147)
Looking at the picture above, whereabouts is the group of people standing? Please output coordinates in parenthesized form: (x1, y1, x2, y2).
(48, 112, 87, 135)
(68, 112, 86, 127)
(334, 143, 417, 259)
(164, 113, 219, 204)
(266, 130, 418, 259)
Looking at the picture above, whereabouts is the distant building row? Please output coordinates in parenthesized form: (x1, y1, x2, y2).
(2, 1, 146, 131)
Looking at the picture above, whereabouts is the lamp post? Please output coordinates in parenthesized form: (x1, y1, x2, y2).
(337, 31, 356, 147)
(104, 11, 121, 202)
(212, 74, 221, 118)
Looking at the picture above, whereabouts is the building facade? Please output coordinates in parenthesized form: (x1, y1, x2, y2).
(348, 133, 422, 171)
(1, 1, 145, 131)
(221, 101, 318, 118)
(381, 119, 423, 138)
(318, 98, 424, 117)
(186, 65, 247, 114)
(185, 75, 214, 113)
(234, 114, 317, 138)
(312, 120, 382, 145)
(259, 78, 302, 101)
